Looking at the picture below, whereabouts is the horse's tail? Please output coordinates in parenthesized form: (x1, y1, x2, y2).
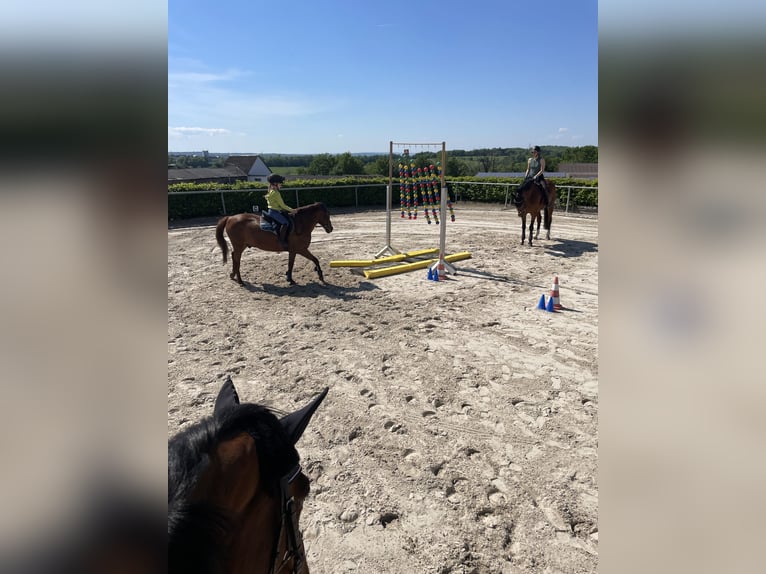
(544, 183, 555, 230)
(215, 217, 229, 263)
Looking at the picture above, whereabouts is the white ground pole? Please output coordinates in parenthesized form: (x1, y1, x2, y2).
(377, 141, 456, 277)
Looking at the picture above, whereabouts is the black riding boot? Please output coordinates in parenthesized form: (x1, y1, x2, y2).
(278, 225, 289, 249)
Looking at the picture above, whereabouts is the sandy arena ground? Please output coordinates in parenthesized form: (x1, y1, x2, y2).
(168, 203, 598, 573)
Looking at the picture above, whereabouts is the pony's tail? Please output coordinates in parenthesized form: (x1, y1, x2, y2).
(215, 217, 229, 263)
(544, 183, 555, 230)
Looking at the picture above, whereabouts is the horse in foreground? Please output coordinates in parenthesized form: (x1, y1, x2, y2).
(216, 202, 333, 285)
(513, 180, 556, 246)
(168, 377, 328, 574)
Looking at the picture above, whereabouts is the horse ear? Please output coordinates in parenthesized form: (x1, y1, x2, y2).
(214, 376, 240, 417)
(279, 387, 329, 445)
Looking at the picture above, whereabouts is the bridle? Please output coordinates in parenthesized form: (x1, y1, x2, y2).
(269, 464, 306, 574)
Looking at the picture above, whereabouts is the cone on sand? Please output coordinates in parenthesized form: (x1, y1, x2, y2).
(546, 296, 555, 312)
(427, 268, 434, 281)
(537, 294, 546, 310)
(549, 276, 562, 310)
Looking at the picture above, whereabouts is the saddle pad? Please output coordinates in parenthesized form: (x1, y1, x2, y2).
(259, 219, 277, 233)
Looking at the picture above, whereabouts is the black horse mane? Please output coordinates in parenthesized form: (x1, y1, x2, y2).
(168, 403, 299, 573)
(514, 179, 541, 205)
(513, 179, 542, 207)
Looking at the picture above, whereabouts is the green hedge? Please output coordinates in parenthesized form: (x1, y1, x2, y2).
(168, 176, 598, 220)
(168, 177, 390, 220)
(447, 177, 599, 207)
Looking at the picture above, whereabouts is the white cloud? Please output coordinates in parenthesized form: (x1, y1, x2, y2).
(167, 69, 246, 86)
(558, 127, 569, 133)
(169, 71, 338, 125)
(168, 127, 231, 137)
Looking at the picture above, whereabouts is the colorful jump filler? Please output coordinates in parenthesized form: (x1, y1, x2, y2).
(409, 157, 418, 220)
(375, 141, 460, 278)
(425, 164, 440, 224)
(415, 167, 430, 224)
(396, 158, 458, 224)
(399, 159, 407, 218)
(399, 150, 419, 220)
(435, 163, 456, 222)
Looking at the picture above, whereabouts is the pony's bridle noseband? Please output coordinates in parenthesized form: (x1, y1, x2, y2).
(269, 464, 306, 574)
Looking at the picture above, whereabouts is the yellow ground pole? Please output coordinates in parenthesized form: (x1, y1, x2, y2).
(363, 252, 472, 279)
(330, 248, 439, 268)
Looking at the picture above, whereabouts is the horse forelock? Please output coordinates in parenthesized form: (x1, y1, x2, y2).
(168, 403, 301, 573)
(169, 404, 298, 507)
(217, 404, 299, 495)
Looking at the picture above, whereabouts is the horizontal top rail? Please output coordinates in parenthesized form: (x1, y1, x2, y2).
(391, 141, 445, 146)
(168, 180, 598, 196)
(168, 183, 386, 196)
(447, 182, 598, 190)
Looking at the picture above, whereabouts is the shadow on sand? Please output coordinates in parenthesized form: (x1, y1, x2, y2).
(545, 239, 598, 258)
(241, 279, 380, 301)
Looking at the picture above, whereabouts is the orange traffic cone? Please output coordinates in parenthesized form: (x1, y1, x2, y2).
(549, 276, 562, 310)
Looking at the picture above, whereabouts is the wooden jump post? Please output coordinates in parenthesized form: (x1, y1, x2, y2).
(377, 141, 457, 279)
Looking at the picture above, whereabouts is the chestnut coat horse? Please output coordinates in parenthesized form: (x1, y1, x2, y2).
(513, 180, 556, 246)
(168, 377, 328, 574)
(216, 202, 333, 286)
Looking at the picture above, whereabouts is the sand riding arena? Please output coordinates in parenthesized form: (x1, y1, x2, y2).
(168, 203, 598, 573)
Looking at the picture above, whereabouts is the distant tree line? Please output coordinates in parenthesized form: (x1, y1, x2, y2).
(168, 145, 597, 177)
(168, 153, 225, 169)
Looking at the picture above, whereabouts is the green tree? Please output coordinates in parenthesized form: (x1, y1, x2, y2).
(479, 155, 499, 172)
(308, 153, 336, 175)
(366, 157, 390, 176)
(580, 145, 598, 163)
(562, 145, 598, 163)
(333, 152, 365, 175)
(446, 157, 470, 176)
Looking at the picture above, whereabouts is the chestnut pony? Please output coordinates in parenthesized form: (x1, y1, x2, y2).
(513, 180, 556, 246)
(168, 377, 328, 574)
(215, 202, 333, 286)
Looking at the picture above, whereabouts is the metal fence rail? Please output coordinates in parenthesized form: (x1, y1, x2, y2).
(167, 183, 383, 213)
(168, 181, 598, 216)
(445, 181, 598, 214)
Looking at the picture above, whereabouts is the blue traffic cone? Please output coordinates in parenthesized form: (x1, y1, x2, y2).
(537, 294, 546, 310)
(546, 296, 555, 312)
(432, 269, 440, 281)
(427, 268, 433, 281)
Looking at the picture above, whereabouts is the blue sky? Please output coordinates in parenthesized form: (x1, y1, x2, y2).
(169, 0, 597, 154)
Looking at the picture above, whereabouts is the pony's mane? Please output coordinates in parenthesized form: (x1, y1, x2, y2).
(295, 201, 326, 212)
(168, 403, 299, 573)
(514, 180, 544, 205)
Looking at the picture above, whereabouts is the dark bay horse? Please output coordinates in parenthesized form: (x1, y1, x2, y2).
(513, 180, 556, 246)
(216, 202, 333, 285)
(169, 377, 328, 574)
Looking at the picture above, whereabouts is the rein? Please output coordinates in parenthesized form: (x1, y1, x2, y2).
(269, 464, 305, 574)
